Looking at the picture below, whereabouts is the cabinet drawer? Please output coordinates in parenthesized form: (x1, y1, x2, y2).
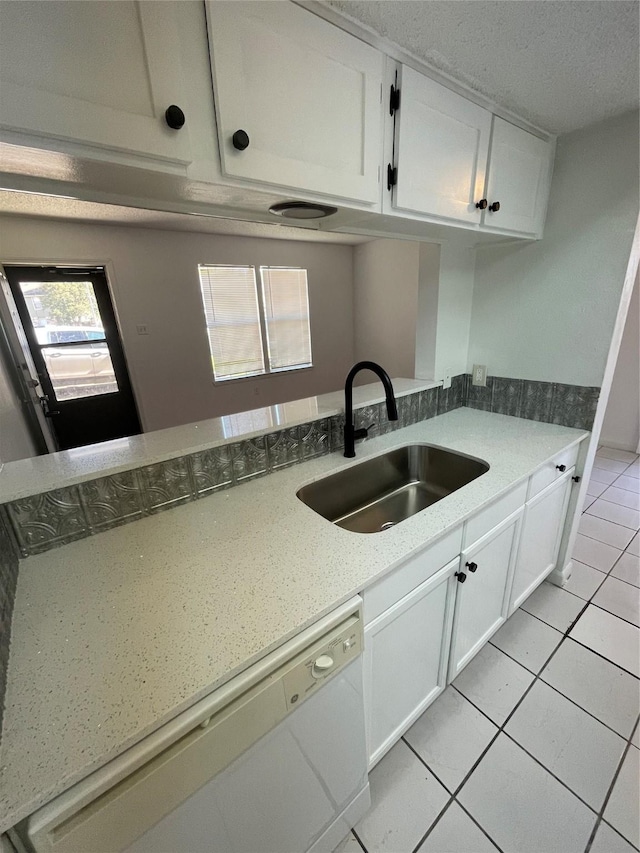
(527, 445, 580, 500)
(463, 481, 527, 549)
(363, 525, 462, 624)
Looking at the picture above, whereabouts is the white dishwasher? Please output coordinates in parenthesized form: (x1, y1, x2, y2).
(21, 597, 369, 853)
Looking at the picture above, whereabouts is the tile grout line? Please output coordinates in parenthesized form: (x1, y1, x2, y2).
(569, 635, 640, 680)
(575, 528, 636, 550)
(486, 635, 640, 740)
(444, 595, 636, 815)
(447, 677, 603, 818)
(588, 601, 640, 631)
(537, 677, 639, 741)
(583, 720, 640, 853)
(596, 494, 640, 510)
(350, 828, 368, 853)
(399, 723, 505, 852)
(453, 798, 506, 853)
(583, 506, 640, 532)
(446, 651, 606, 813)
(354, 493, 636, 853)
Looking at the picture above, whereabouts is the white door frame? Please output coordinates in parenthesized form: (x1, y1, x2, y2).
(0, 264, 57, 453)
(551, 213, 640, 586)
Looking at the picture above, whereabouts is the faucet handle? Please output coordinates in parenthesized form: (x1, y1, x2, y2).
(353, 422, 376, 440)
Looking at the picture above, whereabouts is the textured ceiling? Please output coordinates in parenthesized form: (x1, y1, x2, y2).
(0, 192, 371, 244)
(323, 0, 640, 134)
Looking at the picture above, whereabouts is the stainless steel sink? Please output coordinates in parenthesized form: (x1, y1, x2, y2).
(297, 444, 489, 533)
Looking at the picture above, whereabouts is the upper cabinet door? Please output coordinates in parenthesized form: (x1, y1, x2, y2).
(392, 67, 492, 224)
(206, 1, 384, 205)
(0, 1, 192, 167)
(482, 117, 554, 236)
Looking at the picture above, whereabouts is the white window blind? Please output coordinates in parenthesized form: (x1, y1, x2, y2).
(198, 265, 265, 381)
(260, 267, 312, 372)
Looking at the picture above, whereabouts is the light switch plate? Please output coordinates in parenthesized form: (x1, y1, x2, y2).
(136, 324, 149, 335)
(472, 364, 487, 386)
(442, 368, 452, 390)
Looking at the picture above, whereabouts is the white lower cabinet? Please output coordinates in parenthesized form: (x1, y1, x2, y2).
(448, 508, 524, 681)
(509, 469, 574, 614)
(361, 445, 583, 770)
(363, 557, 459, 767)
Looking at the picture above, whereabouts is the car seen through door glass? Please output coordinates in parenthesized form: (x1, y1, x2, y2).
(34, 325, 119, 400)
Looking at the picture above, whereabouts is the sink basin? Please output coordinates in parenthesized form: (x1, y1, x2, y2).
(297, 444, 489, 533)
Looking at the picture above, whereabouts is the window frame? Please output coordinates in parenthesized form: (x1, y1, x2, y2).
(198, 263, 313, 385)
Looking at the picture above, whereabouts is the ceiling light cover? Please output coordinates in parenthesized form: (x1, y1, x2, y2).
(269, 201, 338, 220)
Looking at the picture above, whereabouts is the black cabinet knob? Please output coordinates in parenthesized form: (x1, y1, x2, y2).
(165, 105, 185, 130)
(556, 464, 567, 472)
(475, 199, 488, 210)
(466, 561, 478, 573)
(455, 571, 466, 583)
(488, 201, 501, 212)
(232, 130, 250, 151)
(572, 475, 581, 482)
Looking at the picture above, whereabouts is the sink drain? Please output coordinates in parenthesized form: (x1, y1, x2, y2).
(380, 521, 396, 531)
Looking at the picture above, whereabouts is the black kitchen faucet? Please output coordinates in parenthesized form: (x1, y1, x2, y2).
(343, 361, 398, 458)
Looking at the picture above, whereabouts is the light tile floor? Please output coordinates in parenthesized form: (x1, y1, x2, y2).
(337, 446, 640, 853)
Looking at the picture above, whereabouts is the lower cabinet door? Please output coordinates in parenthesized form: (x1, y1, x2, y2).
(363, 558, 458, 768)
(509, 469, 574, 614)
(448, 508, 523, 681)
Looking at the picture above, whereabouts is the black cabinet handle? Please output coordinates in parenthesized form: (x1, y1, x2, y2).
(465, 561, 478, 573)
(475, 199, 488, 210)
(556, 464, 567, 472)
(455, 571, 466, 583)
(489, 201, 501, 212)
(572, 475, 581, 482)
(232, 130, 250, 151)
(165, 105, 185, 130)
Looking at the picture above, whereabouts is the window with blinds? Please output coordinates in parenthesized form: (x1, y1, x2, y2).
(198, 264, 313, 382)
(198, 265, 265, 381)
(260, 266, 312, 372)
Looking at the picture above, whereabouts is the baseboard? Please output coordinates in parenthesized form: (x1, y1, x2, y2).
(548, 559, 573, 587)
(598, 437, 639, 453)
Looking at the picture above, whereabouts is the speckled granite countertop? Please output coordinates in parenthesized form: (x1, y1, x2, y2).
(0, 409, 587, 830)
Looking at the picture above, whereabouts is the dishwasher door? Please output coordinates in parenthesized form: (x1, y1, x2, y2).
(128, 658, 367, 853)
(25, 600, 369, 853)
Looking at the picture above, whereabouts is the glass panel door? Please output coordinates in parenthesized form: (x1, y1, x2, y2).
(6, 266, 141, 451)
(20, 279, 120, 401)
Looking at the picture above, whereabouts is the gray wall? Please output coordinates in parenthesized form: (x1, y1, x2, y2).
(0, 219, 356, 432)
(469, 110, 639, 387)
(353, 239, 420, 376)
(601, 272, 640, 452)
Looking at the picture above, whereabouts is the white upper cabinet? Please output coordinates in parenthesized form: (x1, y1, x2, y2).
(385, 64, 554, 237)
(205, 1, 384, 205)
(0, 1, 192, 168)
(389, 67, 492, 224)
(481, 117, 554, 236)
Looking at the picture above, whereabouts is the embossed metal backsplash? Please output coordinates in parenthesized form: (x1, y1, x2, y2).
(1, 373, 598, 559)
(0, 506, 20, 734)
(466, 375, 599, 430)
(1, 378, 465, 559)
